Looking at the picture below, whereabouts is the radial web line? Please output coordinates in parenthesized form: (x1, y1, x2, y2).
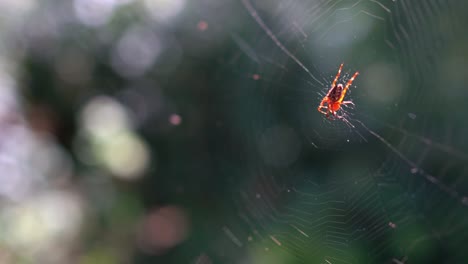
(355, 119, 467, 206)
(241, 0, 324, 86)
(360, 114, 468, 162)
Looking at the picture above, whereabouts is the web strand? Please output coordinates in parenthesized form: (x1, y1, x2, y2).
(354, 119, 467, 206)
(241, 0, 324, 86)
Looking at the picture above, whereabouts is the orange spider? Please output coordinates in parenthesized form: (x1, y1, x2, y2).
(317, 63, 359, 119)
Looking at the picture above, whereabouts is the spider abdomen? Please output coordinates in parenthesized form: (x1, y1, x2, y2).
(328, 84, 343, 102)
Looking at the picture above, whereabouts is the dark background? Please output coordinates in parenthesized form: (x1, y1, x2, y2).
(1, 0, 468, 263)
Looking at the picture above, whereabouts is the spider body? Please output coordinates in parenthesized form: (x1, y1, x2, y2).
(318, 63, 359, 119)
(327, 84, 344, 111)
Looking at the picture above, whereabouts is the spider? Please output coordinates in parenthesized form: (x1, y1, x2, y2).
(317, 63, 359, 119)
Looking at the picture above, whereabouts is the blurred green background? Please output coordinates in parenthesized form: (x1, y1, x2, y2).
(1, 0, 468, 263)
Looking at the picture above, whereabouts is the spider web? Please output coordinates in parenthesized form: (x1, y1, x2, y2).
(201, 0, 468, 263)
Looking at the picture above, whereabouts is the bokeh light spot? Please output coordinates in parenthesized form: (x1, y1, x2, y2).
(74, 0, 118, 27)
(169, 113, 182, 125)
(79, 96, 150, 180)
(138, 205, 189, 255)
(80, 96, 131, 139)
(143, 0, 186, 23)
(97, 132, 150, 180)
(197, 20, 208, 31)
(2, 191, 84, 252)
(111, 26, 162, 78)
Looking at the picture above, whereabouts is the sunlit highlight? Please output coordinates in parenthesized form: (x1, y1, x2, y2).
(79, 96, 150, 180)
(143, 0, 186, 22)
(2, 191, 84, 256)
(97, 131, 150, 179)
(111, 26, 162, 78)
(81, 96, 131, 139)
(74, 0, 121, 27)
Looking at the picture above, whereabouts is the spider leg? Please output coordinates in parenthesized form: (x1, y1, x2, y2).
(332, 63, 344, 88)
(342, 100, 355, 108)
(317, 106, 328, 115)
(319, 101, 334, 119)
(339, 71, 359, 102)
(317, 99, 329, 115)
